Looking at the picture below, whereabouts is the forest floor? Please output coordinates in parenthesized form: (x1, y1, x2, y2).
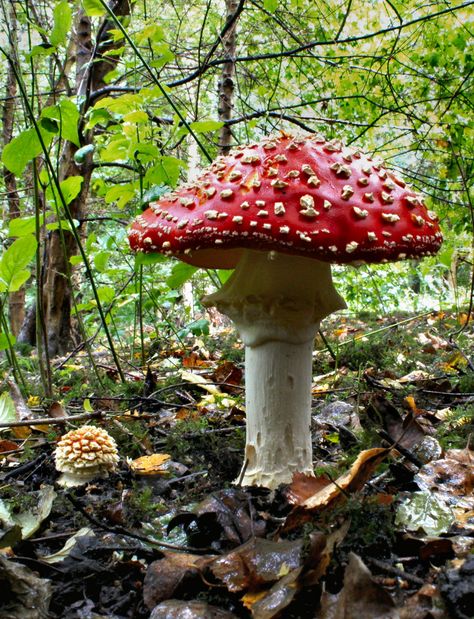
(0, 309, 473, 619)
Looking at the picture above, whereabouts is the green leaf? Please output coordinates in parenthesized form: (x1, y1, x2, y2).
(28, 44, 55, 58)
(167, 262, 198, 288)
(50, 0, 72, 46)
(42, 99, 80, 146)
(395, 491, 455, 536)
(2, 128, 44, 176)
(135, 252, 166, 268)
(142, 185, 169, 204)
(263, 0, 278, 12)
(83, 0, 105, 16)
(0, 236, 38, 293)
(94, 251, 110, 273)
(9, 216, 37, 238)
(144, 156, 183, 188)
(104, 183, 135, 208)
(97, 286, 115, 303)
(0, 333, 16, 351)
(189, 120, 224, 133)
(46, 176, 83, 207)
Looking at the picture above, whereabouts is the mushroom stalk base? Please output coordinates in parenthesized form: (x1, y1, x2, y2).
(204, 250, 346, 489)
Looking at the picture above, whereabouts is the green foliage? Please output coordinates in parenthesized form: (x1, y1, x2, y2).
(0, 236, 37, 293)
(50, 0, 72, 47)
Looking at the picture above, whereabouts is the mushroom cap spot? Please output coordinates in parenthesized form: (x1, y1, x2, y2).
(129, 132, 443, 267)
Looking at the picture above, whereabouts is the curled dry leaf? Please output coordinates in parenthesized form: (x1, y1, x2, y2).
(286, 447, 389, 510)
(130, 453, 171, 475)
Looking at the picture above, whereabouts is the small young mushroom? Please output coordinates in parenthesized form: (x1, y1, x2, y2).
(129, 132, 443, 489)
(54, 425, 119, 487)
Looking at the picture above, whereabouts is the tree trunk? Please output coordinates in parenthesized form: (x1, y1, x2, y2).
(40, 1, 131, 356)
(218, 0, 239, 155)
(1, 6, 25, 336)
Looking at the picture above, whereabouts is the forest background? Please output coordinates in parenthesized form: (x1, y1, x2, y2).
(0, 0, 472, 391)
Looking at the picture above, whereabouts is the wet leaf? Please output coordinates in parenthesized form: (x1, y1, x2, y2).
(395, 491, 455, 537)
(209, 537, 303, 592)
(144, 551, 209, 609)
(149, 599, 238, 618)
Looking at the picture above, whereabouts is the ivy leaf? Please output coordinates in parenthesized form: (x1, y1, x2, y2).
(50, 0, 72, 46)
(83, 0, 105, 16)
(0, 236, 38, 293)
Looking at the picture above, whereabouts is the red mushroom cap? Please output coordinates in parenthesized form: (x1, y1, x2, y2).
(129, 133, 443, 268)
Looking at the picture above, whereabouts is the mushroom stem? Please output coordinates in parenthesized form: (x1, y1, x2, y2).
(203, 249, 346, 488)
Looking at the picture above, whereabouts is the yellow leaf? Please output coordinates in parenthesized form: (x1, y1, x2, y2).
(241, 589, 267, 610)
(130, 453, 171, 475)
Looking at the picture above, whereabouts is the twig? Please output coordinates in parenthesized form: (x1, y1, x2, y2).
(367, 557, 425, 586)
(65, 492, 218, 555)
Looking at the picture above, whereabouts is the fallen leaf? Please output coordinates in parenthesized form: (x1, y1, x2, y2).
(144, 551, 208, 609)
(149, 599, 238, 618)
(0, 554, 52, 618)
(130, 453, 171, 475)
(39, 527, 95, 563)
(395, 491, 455, 537)
(209, 537, 303, 593)
(0, 438, 19, 453)
(318, 553, 398, 619)
(297, 448, 388, 511)
(0, 485, 56, 541)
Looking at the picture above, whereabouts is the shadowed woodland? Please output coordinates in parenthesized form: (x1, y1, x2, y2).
(0, 1, 473, 617)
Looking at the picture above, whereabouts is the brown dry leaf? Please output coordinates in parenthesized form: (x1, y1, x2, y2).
(211, 361, 243, 393)
(288, 448, 388, 511)
(130, 453, 171, 475)
(284, 472, 333, 505)
(48, 401, 67, 419)
(143, 551, 209, 609)
(0, 438, 19, 453)
(318, 553, 398, 619)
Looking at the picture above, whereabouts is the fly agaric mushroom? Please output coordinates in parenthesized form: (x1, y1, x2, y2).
(129, 133, 442, 489)
(54, 425, 119, 487)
